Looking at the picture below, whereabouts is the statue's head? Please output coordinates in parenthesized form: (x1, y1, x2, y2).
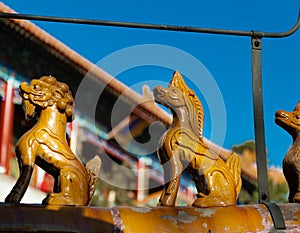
(275, 101, 300, 138)
(153, 71, 191, 109)
(153, 71, 204, 138)
(19, 76, 74, 122)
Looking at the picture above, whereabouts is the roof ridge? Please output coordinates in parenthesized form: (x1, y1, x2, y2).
(0, 2, 171, 124)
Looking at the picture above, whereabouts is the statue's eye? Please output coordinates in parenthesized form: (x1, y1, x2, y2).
(296, 115, 300, 120)
(33, 85, 38, 90)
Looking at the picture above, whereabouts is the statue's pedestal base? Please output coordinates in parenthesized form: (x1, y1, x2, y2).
(0, 202, 299, 232)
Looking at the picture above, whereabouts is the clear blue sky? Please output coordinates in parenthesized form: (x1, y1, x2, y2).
(2, 0, 300, 167)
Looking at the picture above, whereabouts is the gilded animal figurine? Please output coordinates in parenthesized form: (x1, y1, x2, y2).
(153, 71, 242, 207)
(275, 101, 300, 203)
(5, 76, 101, 205)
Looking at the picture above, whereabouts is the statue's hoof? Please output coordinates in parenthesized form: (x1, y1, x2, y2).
(192, 196, 232, 208)
(293, 193, 300, 203)
(156, 196, 176, 207)
(5, 192, 21, 203)
(42, 193, 74, 205)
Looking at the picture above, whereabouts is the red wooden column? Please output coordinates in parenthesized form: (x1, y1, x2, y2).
(0, 79, 15, 174)
(136, 159, 148, 202)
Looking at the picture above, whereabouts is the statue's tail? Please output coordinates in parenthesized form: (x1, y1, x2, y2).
(226, 153, 242, 195)
(85, 155, 102, 200)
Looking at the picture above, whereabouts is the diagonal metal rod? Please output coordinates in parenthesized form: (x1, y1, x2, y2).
(0, 11, 299, 38)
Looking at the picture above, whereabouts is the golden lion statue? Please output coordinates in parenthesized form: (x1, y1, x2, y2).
(5, 76, 101, 205)
(153, 71, 241, 207)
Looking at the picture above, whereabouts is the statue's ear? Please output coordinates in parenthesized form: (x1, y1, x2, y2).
(294, 101, 300, 112)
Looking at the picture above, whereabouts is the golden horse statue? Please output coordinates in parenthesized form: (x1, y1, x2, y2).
(5, 76, 101, 205)
(153, 71, 242, 207)
(275, 101, 300, 203)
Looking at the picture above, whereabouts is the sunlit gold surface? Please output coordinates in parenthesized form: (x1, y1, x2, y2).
(153, 71, 241, 207)
(5, 76, 100, 205)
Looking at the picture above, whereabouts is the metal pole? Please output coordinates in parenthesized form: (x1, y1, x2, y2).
(250, 40, 287, 230)
(251, 37, 269, 203)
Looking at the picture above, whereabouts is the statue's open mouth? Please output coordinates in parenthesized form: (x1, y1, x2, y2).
(153, 87, 166, 100)
(275, 111, 288, 120)
(275, 111, 289, 126)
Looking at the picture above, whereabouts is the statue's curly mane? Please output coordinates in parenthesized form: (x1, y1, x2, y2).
(20, 76, 74, 122)
(169, 72, 204, 139)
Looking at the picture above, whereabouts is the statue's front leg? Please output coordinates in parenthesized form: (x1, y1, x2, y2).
(157, 155, 182, 206)
(283, 161, 299, 203)
(158, 177, 181, 206)
(290, 167, 300, 203)
(5, 165, 34, 203)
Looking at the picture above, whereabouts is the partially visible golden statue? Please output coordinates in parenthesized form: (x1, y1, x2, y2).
(275, 101, 300, 203)
(153, 71, 241, 207)
(5, 76, 101, 205)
